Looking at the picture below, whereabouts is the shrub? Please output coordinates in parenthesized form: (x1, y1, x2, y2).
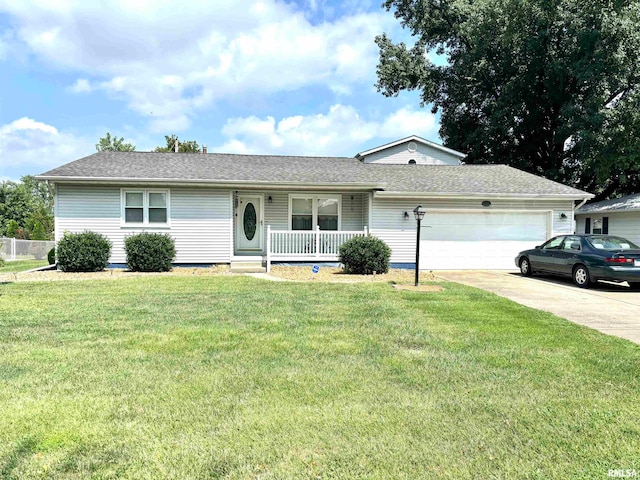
(5, 220, 19, 238)
(48, 247, 56, 265)
(31, 222, 47, 241)
(124, 232, 176, 272)
(339, 235, 391, 275)
(0, 256, 4, 268)
(57, 231, 112, 272)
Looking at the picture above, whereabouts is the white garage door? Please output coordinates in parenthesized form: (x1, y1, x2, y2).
(420, 211, 549, 270)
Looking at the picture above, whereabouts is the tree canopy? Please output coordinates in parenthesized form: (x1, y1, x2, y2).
(0, 176, 54, 239)
(96, 132, 135, 152)
(154, 134, 201, 153)
(376, 0, 640, 200)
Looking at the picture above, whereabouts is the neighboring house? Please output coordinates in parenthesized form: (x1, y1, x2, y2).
(576, 193, 640, 246)
(36, 135, 592, 270)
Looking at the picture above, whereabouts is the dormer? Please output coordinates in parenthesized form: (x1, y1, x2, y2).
(355, 135, 466, 165)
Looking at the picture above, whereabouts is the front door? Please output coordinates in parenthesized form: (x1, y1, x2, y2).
(236, 195, 262, 251)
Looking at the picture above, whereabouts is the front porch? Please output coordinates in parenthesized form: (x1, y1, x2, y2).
(265, 225, 367, 272)
(232, 226, 368, 272)
(232, 190, 370, 271)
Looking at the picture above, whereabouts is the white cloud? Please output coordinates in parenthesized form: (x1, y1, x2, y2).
(381, 107, 439, 139)
(0, 1, 397, 132)
(0, 117, 94, 178)
(215, 104, 439, 156)
(69, 78, 92, 93)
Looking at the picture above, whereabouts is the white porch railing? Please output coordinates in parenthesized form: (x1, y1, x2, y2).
(266, 225, 367, 272)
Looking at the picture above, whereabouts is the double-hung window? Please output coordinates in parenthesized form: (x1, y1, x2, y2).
(289, 195, 340, 230)
(122, 189, 170, 226)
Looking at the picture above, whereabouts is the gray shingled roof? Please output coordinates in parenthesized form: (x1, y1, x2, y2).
(577, 193, 640, 213)
(37, 151, 591, 197)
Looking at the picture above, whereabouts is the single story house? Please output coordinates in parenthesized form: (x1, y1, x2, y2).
(36, 135, 592, 270)
(576, 193, 640, 245)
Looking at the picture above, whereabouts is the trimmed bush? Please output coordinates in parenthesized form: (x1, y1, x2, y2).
(57, 231, 112, 272)
(339, 235, 391, 275)
(48, 247, 56, 265)
(124, 232, 176, 272)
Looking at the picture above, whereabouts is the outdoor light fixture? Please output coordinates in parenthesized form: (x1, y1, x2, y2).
(268, 196, 273, 203)
(413, 205, 426, 286)
(482, 200, 492, 207)
(403, 211, 410, 220)
(560, 212, 567, 219)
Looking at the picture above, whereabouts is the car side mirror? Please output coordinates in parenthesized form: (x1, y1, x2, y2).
(535, 245, 541, 249)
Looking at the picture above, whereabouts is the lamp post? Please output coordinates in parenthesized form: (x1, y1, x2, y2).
(413, 205, 426, 286)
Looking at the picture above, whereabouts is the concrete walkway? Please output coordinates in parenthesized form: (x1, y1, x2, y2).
(244, 272, 290, 282)
(437, 270, 640, 345)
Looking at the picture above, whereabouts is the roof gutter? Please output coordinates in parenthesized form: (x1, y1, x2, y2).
(575, 198, 589, 211)
(373, 191, 594, 200)
(34, 175, 387, 191)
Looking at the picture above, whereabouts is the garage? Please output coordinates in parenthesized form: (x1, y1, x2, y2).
(420, 211, 550, 270)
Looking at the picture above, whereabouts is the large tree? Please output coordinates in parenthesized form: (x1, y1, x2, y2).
(376, 0, 640, 200)
(0, 176, 54, 239)
(96, 132, 135, 152)
(154, 134, 201, 153)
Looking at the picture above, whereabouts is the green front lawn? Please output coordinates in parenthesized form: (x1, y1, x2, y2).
(0, 276, 638, 479)
(0, 259, 49, 273)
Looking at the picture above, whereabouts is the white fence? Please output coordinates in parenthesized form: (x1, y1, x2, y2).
(0, 237, 55, 261)
(266, 225, 367, 272)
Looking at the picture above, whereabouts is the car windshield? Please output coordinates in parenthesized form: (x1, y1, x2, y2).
(587, 236, 640, 250)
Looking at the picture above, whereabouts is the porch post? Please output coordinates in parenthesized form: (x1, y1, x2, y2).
(315, 225, 320, 258)
(266, 225, 271, 273)
(11, 237, 16, 261)
(364, 226, 368, 236)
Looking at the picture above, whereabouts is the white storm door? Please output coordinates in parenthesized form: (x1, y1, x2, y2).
(236, 195, 263, 251)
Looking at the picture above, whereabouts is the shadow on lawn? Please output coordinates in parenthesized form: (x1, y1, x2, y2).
(0, 437, 38, 479)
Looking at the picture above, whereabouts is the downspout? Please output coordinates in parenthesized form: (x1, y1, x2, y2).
(575, 198, 589, 211)
(573, 198, 589, 235)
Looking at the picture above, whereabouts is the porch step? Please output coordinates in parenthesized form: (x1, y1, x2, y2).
(230, 261, 266, 273)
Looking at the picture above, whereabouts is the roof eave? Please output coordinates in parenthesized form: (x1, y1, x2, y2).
(34, 175, 386, 191)
(576, 206, 640, 215)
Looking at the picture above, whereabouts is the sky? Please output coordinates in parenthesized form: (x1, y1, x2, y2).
(0, 0, 441, 181)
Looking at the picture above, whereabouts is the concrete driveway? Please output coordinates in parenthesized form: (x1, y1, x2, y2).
(436, 270, 640, 345)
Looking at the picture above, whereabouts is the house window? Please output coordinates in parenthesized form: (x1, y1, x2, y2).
(289, 195, 341, 230)
(122, 189, 169, 226)
(592, 218, 603, 234)
(585, 216, 609, 234)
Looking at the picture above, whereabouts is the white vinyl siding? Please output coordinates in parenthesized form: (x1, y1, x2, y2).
(56, 185, 232, 264)
(361, 142, 462, 165)
(370, 197, 574, 267)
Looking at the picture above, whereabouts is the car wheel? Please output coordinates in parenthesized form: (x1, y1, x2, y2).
(573, 265, 591, 288)
(519, 257, 532, 277)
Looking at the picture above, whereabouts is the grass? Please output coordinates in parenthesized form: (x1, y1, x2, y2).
(0, 276, 639, 479)
(0, 259, 49, 273)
